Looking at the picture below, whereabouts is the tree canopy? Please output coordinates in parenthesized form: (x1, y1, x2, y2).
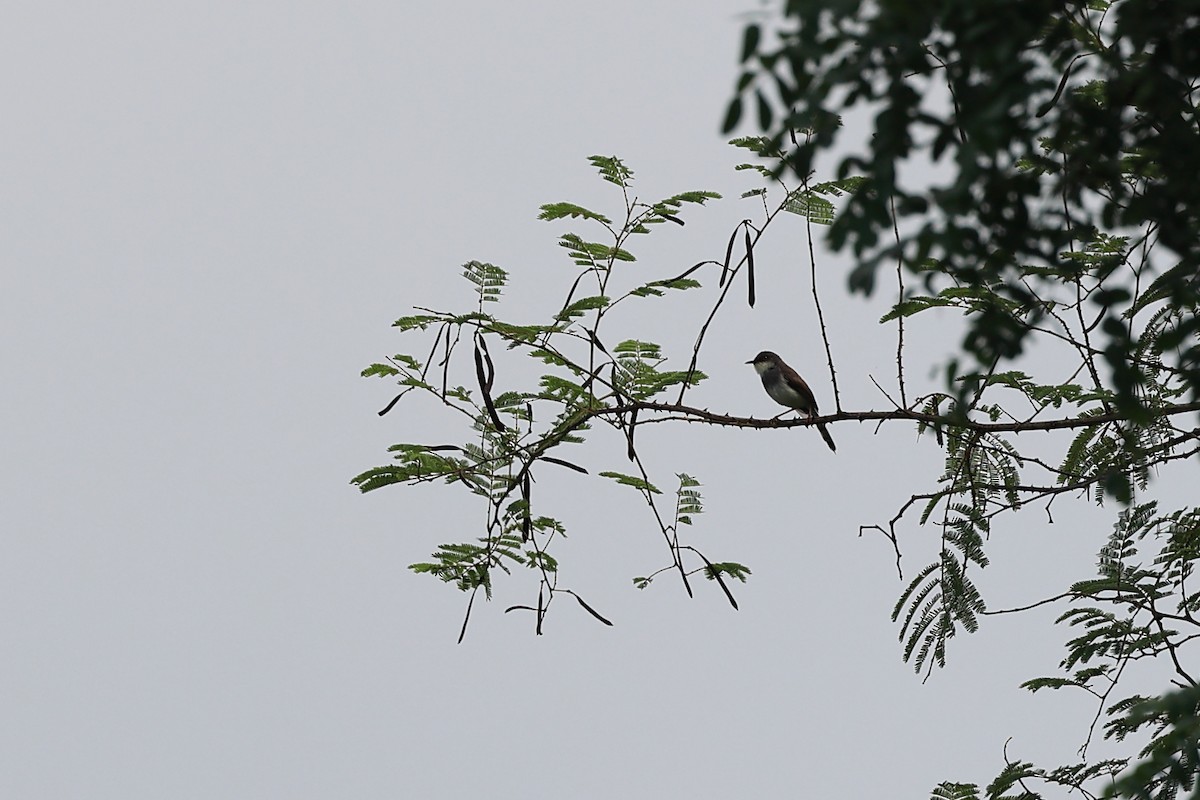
(728, 0, 1200, 420)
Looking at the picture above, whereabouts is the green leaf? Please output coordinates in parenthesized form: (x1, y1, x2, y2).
(1132, 259, 1200, 313)
(892, 549, 987, 673)
(558, 233, 636, 267)
(361, 363, 401, 378)
(555, 295, 610, 322)
(538, 374, 590, 405)
(487, 321, 562, 345)
(675, 473, 704, 524)
(392, 314, 439, 331)
(461, 261, 508, 303)
(393, 354, 422, 370)
(784, 190, 835, 224)
(351, 443, 486, 494)
(588, 155, 634, 187)
(632, 191, 722, 231)
(985, 762, 1044, 800)
(755, 88, 773, 130)
(703, 562, 751, 583)
(740, 23, 760, 62)
(930, 781, 979, 800)
(598, 471, 661, 494)
(613, 339, 663, 361)
(629, 278, 702, 298)
(1021, 676, 1083, 692)
(728, 135, 776, 156)
(655, 190, 722, 207)
(808, 176, 867, 196)
(538, 203, 613, 225)
(722, 95, 743, 133)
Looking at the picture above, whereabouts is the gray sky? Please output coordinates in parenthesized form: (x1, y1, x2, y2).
(0, 2, 1150, 797)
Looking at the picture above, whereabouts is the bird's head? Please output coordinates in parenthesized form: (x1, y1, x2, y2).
(747, 350, 781, 375)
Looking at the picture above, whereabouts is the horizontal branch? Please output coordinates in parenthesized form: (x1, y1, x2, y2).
(587, 400, 1200, 435)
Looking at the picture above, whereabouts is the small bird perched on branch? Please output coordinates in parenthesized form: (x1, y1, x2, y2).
(746, 350, 837, 452)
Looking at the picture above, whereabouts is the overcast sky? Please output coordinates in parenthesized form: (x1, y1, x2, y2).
(1, 2, 1171, 798)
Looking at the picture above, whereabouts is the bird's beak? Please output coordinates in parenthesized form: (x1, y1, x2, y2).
(745, 359, 755, 365)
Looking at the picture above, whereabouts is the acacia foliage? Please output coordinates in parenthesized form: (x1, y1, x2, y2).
(361, 134, 1200, 797)
(356, 154, 764, 639)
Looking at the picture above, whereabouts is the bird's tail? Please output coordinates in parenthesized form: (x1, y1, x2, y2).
(817, 421, 836, 453)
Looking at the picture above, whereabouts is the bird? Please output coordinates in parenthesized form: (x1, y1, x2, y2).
(746, 350, 837, 452)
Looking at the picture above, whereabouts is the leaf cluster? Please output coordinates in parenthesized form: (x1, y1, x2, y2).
(728, 0, 1200, 413)
(355, 156, 743, 635)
